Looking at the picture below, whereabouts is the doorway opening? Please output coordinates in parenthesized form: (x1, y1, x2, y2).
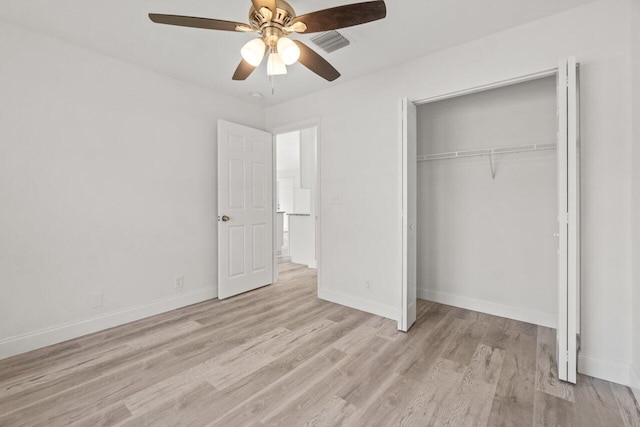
(274, 126, 318, 279)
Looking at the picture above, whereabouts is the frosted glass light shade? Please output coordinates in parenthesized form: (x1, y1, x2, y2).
(277, 37, 300, 65)
(267, 53, 287, 76)
(241, 38, 266, 67)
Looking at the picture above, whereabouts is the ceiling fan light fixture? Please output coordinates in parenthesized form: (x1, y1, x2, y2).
(241, 38, 266, 66)
(277, 37, 300, 65)
(267, 52, 287, 76)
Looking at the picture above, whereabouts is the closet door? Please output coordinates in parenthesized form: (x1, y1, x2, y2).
(400, 98, 417, 332)
(557, 57, 580, 384)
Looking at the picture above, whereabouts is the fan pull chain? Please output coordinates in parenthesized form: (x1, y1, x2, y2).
(271, 75, 276, 95)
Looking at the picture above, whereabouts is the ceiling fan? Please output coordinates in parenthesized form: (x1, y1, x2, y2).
(149, 0, 387, 82)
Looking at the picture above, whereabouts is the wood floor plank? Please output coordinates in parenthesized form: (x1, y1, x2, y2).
(535, 326, 575, 402)
(0, 343, 133, 398)
(189, 310, 372, 424)
(0, 341, 82, 382)
(396, 314, 464, 383)
(0, 350, 172, 426)
(206, 320, 335, 389)
(259, 336, 390, 426)
(610, 382, 640, 427)
(533, 390, 577, 426)
(574, 374, 626, 426)
(68, 403, 132, 427)
(346, 373, 426, 427)
(441, 318, 488, 366)
(2, 263, 639, 427)
(363, 315, 402, 341)
(395, 359, 464, 427)
(429, 343, 505, 426)
(207, 348, 347, 427)
(302, 396, 357, 427)
(335, 333, 409, 409)
(482, 319, 537, 375)
(120, 381, 219, 427)
(486, 351, 535, 426)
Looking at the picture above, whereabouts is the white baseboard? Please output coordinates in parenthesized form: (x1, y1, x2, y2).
(417, 288, 556, 328)
(631, 365, 640, 402)
(291, 256, 317, 269)
(318, 288, 399, 323)
(578, 354, 635, 387)
(0, 286, 217, 361)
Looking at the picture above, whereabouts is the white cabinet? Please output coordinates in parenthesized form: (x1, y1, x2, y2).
(289, 214, 316, 268)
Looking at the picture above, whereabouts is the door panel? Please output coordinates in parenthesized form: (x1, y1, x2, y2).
(400, 98, 417, 332)
(218, 120, 273, 299)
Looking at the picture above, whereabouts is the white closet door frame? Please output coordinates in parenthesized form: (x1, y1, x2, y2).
(558, 57, 580, 384)
(406, 62, 580, 383)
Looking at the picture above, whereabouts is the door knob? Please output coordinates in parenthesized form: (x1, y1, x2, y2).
(221, 215, 230, 222)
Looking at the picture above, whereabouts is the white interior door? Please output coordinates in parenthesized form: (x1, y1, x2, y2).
(557, 57, 580, 383)
(218, 120, 273, 300)
(400, 98, 417, 332)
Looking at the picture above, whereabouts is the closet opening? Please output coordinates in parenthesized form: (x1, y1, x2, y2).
(401, 59, 580, 383)
(416, 75, 559, 329)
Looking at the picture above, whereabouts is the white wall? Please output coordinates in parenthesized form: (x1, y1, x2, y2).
(276, 131, 301, 171)
(0, 20, 264, 359)
(417, 77, 558, 327)
(631, 0, 640, 395)
(266, 0, 634, 385)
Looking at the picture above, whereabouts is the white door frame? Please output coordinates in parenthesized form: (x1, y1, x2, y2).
(413, 68, 558, 105)
(557, 57, 580, 383)
(405, 63, 580, 383)
(269, 118, 322, 291)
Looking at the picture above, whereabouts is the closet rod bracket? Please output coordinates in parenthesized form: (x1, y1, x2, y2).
(489, 153, 496, 180)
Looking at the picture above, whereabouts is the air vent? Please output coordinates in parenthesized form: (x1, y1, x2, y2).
(310, 31, 350, 53)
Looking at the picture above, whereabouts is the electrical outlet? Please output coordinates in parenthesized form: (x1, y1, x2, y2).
(89, 292, 103, 309)
(175, 276, 184, 289)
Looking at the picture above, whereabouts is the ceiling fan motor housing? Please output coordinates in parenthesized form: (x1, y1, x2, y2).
(249, 0, 295, 37)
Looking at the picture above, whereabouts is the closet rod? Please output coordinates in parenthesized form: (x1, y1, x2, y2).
(417, 142, 556, 162)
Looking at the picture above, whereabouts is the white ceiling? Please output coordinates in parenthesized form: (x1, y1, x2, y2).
(0, 0, 597, 106)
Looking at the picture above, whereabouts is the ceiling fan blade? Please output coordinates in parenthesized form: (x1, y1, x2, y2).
(290, 1, 386, 33)
(149, 14, 249, 32)
(252, 0, 277, 14)
(294, 41, 340, 82)
(232, 59, 257, 81)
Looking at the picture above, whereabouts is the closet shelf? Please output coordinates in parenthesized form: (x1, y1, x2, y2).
(417, 142, 557, 162)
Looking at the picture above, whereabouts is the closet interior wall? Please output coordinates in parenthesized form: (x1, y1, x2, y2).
(416, 76, 558, 327)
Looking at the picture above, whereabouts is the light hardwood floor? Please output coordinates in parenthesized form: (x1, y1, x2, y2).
(1, 263, 639, 426)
